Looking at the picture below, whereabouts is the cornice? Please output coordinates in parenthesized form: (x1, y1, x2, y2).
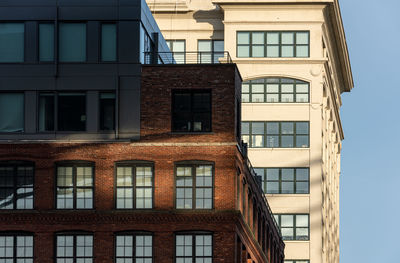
(146, 0, 190, 12)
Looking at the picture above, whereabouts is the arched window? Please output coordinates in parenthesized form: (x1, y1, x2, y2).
(0, 232, 33, 262)
(242, 78, 309, 103)
(175, 231, 213, 263)
(55, 231, 93, 263)
(115, 231, 153, 263)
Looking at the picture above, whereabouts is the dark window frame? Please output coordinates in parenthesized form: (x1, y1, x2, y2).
(0, 232, 34, 263)
(197, 39, 224, 63)
(242, 78, 310, 103)
(254, 167, 310, 194)
(166, 39, 186, 64)
(241, 121, 309, 148)
(274, 214, 310, 241)
(174, 231, 213, 263)
(55, 161, 95, 210)
(100, 22, 118, 62)
(114, 160, 154, 210)
(171, 89, 212, 133)
(0, 161, 34, 210)
(114, 231, 153, 263)
(174, 161, 215, 210)
(55, 231, 93, 263)
(236, 31, 310, 58)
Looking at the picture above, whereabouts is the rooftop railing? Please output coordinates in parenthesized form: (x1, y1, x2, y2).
(144, 51, 233, 64)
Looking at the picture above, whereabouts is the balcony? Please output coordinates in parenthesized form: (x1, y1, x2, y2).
(144, 51, 233, 64)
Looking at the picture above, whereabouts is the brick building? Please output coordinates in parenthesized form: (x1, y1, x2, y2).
(0, 0, 283, 262)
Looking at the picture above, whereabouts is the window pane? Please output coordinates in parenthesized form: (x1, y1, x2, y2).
(266, 94, 279, 102)
(296, 135, 309, 148)
(58, 93, 86, 131)
(266, 182, 279, 194)
(237, 46, 249, 57)
(101, 24, 117, 61)
(237, 32, 250, 44)
(296, 32, 309, 44)
(251, 135, 264, 147)
(242, 83, 250, 93)
(282, 169, 294, 180)
(0, 93, 24, 132)
(266, 136, 279, 147)
(198, 40, 211, 52)
(266, 46, 279, 57)
(281, 228, 294, 240)
(296, 46, 309, 57)
(296, 122, 309, 134)
(281, 182, 294, 194)
(59, 23, 86, 62)
(252, 32, 264, 44)
(0, 23, 24, 62)
(281, 33, 294, 44)
(296, 182, 309, 194)
(281, 135, 294, 147)
(241, 122, 249, 135)
(39, 24, 54, 62)
(100, 93, 115, 130)
(296, 94, 309, 103)
(282, 46, 294, 57)
(266, 169, 279, 180)
(38, 93, 55, 131)
(296, 169, 309, 180)
(252, 123, 264, 134)
(213, 40, 224, 52)
(266, 33, 279, 44)
(281, 215, 294, 227)
(266, 84, 279, 93)
(266, 122, 279, 134)
(296, 84, 309, 93)
(281, 123, 294, 134)
(252, 45, 264, 57)
(296, 215, 309, 227)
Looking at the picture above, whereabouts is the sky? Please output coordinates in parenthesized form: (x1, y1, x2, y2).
(339, 0, 400, 262)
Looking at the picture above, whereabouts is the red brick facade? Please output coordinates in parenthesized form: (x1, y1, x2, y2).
(0, 65, 284, 263)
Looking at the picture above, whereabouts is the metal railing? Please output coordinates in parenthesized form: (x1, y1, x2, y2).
(144, 51, 233, 64)
(237, 140, 282, 238)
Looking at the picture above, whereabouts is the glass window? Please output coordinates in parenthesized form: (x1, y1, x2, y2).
(274, 214, 309, 240)
(237, 31, 309, 58)
(116, 233, 152, 263)
(59, 23, 86, 62)
(0, 23, 24, 62)
(38, 93, 55, 132)
(172, 90, 211, 132)
(116, 163, 153, 209)
(0, 234, 33, 263)
(58, 93, 86, 131)
(56, 234, 93, 263)
(0, 93, 24, 133)
(198, 40, 224, 63)
(101, 23, 117, 62)
(166, 40, 186, 64)
(241, 78, 309, 103)
(175, 234, 212, 263)
(56, 163, 94, 209)
(0, 162, 34, 210)
(241, 122, 309, 148)
(255, 168, 309, 194)
(176, 164, 213, 209)
(39, 23, 54, 62)
(100, 93, 115, 131)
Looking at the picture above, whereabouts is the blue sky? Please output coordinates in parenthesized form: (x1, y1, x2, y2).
(340, 0, 400, 262)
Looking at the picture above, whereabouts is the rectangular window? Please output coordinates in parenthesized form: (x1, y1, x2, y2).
(237, 31, 309, 58)
(274, 214, 309, 240)
(198, 40, 224, 63)
(101, 23, 117, 62)
(59, 23, 86, 62)
(0, 162, 33, 210)
(39, 92, 86, 132)
(242, 78, 309, 103)
(253, 168, 309, 194)
(56, 163, 94, 209)
(115, 233, 153, 262)
(99, 92, 115, 131)
(0, 93, 24, 133)
(39, 23, 54, 62)
(116, 163, 153, 209)
(0, 234, 33, 263)
(172, 90, 211, 132)
(241, 122, 309, 148)
(0, 23, 24, 62)
(56, 234, 93, 263)
(175, 234, 212, 263)
(175, 164, 213, 209)
(166, 40, 185, 64)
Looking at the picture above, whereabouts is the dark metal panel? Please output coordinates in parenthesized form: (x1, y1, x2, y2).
(58, 7, 118, 20)
(86, 91, 98, 133)
(25, 22, 37, 63)
(57, 64, 119, 76)
(0, 78, 55, 91)
(0, 65, 56, 77)
(56, 77, 116, 90)
(57, 0, 118, 6)
(87, 21, 99, 63)
(118, 6, 141, 20)
(118, 21, 139, 63)
(118, 76, 140, 137)
(0, 0, 56, 6)
(24, 91, 37, 133)
(0, 7, 56, 20)
(117, 64, 141, 76)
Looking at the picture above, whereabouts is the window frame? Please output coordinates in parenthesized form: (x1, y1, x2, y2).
(174, 161, 215, 210)
(171, 89, 212, 133)
(114, 160, 155, 210)
(274, 214, 310, 241)
(236, 31, 310, 58)
(55, 161, 95, 210)
(114, 231, 153, 263)
(197, 39, 224, 63)
(241, 121, 309, 148)
(54, 231, 93, 263)
(166, 39, 186, 64)
(254, 167, 310, 194)
(0, 22, 26, 63)
(58, 21, 88, 63)
(100, 22, 118, 62)
(174, 231, 213, 263)
(0, 161, 34, 210)
(0, 232, 34, 263)
(242, 78, 310, 103)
